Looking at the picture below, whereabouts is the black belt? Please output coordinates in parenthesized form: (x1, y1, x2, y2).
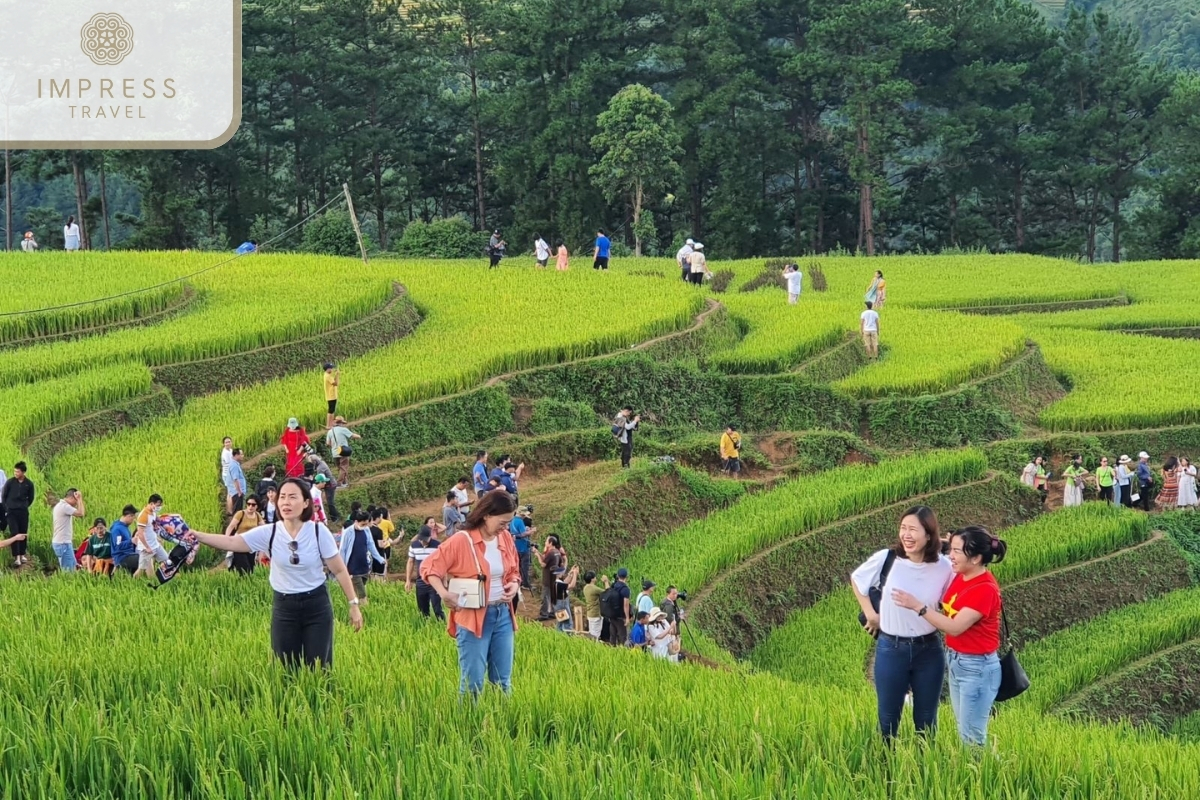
(273, 584, 328, 600)
(879, 631, 940, 644)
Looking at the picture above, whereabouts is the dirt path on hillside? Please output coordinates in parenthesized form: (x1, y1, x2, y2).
(244, 299, 723, 473)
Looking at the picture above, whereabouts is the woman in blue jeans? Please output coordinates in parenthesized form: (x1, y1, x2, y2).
(893, 525, 1007, 746)
(851, 505, 954, 741)
(420, 490, 521, 697)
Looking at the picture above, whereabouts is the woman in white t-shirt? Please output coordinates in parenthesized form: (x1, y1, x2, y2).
(193, 478, 363, 668)
(851, 505, 953, 741)
(63, 216, 81, 251)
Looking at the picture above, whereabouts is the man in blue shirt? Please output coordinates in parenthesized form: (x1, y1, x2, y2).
(1136, 451, 1154, 512)
(509, 506, 537, 589)
(225, 448, 247, 514)
(472, 450, 490, 498)
(235, 239, 258, 255)
(629, 611, 650, 649)
(110, 505, 139, 575)
(593, 228, 611, 270)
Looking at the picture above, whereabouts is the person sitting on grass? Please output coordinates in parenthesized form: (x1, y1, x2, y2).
(629, 610, 651, 649)
(110, 506, 139, 575)
(86, 518, 114, 576)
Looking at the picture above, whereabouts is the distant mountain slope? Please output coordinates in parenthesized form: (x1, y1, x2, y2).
(1028, 0, 1200, 71)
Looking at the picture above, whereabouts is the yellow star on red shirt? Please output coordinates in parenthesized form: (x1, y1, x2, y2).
(941, 593, 960, 618)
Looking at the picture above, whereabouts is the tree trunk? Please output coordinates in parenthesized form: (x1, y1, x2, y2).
(857, 120, 875, 256)
(1014, 165, 1025, 251)
(467, 36, 486, 230)
(3, 148, 10, 251)
(98, 153, 111, 250)
(949, 191, 959, 249)
(1111, 192, 1121, 263)
(633, 180, 643, 257)
(71, 151, 89, 250)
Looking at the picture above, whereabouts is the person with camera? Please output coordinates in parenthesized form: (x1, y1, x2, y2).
(553, 565, 580, 632)
(603, 568, 633, 646)
(191, 478, 364, 669)
(613, 407, 640, 469)
(582, 571, 609, 639)
(535, 534, 564, 620)
(324, 416, 361, 488)
(720, 426, 742, 475)
(892, 525, 1008, 746)
(509, 505, 536, 589)
(850, 505, 953, 742)
(420, 490, 521, 697)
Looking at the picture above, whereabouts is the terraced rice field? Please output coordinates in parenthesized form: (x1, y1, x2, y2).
(4, 250, 1200, 797)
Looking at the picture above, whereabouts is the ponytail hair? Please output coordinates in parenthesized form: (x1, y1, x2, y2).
(953, 525, 1007, 566)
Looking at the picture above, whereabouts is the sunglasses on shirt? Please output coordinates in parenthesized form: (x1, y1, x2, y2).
(287, 539, 299, 565)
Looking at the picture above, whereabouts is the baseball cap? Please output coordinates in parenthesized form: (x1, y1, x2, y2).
(1139, 451, 1150, 459)
(642, 579, 656, 591)
(323, 362, 334, 370)
(287, 417, 300, 430)
(314, 474, 329, 484)
(686, 238, 694, 245)
(616, 568, 628, 579)
(92, 517, 107, 527)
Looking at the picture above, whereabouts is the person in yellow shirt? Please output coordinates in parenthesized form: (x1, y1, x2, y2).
(323, 362, 339, 429)
(720, 426, 742, 476)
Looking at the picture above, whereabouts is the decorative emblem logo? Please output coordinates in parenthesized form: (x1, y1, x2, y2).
(80, 13, 135, 66)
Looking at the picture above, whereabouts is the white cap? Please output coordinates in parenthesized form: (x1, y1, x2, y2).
(1139, 451, 1150, 459)
(685, 238, 694, 245)
(694, 242, 704, 250)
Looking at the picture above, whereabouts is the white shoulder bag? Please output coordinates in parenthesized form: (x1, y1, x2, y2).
(447, 531, 487, 609)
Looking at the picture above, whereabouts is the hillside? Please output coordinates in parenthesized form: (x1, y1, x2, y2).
(1031, 0, 1200, 70)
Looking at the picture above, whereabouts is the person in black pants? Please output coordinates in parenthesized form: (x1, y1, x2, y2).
(2, 461, 35, 566)
(613, 407, 640, 469)
(193, 478, 364, 669)
(406, 524, 445, 620)
(1136, 451, 1154, 512)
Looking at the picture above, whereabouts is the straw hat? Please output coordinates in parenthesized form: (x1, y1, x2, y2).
(1118, 455, 1131, 464)
(648, 607, 667, 623)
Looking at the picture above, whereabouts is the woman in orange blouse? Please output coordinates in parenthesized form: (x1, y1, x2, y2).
(420, 490, 521, 696)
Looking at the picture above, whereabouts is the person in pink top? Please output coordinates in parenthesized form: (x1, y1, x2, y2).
(555, 241, 569, 271)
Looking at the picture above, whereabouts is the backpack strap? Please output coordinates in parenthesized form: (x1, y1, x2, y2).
(876, 549, 897, 589)
(267, 521, 277, 559)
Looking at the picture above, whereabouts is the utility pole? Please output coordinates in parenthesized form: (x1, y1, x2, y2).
(342, 182, 369, 264)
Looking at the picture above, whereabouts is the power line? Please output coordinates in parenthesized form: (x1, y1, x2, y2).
(0, 193, 347, 319)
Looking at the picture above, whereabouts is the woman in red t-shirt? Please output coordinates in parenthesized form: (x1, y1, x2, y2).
(892, 525, 1007, 746)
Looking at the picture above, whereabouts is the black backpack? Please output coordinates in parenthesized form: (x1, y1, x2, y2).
(600, 584, 625, 619)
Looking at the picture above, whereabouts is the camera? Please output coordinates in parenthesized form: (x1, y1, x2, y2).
(676, 589, 689, 602)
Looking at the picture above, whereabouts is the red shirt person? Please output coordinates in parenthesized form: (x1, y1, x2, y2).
(280, 417, 310, 479)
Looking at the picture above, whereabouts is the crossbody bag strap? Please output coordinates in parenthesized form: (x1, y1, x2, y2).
(268, 520, 277, 558)
(999, 603, 1013, 653)
(459, 530, 485, 577)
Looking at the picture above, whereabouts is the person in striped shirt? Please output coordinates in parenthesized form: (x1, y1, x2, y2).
(406, 523, 444, 620)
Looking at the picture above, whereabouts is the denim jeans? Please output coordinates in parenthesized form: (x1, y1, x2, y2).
(456, 604, 515, 696)
(52, 542, 77, 571)
(947, 650, 1001, 745)
(554, 599, 573, 633)
(873, 633, 945, 740)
